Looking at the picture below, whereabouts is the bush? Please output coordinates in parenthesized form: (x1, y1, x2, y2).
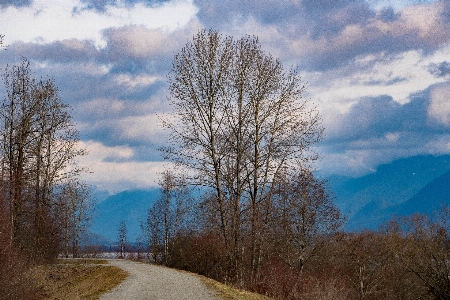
(0, 214, 40, 300)
(168, 233, 227, 281)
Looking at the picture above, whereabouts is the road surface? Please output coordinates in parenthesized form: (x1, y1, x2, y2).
(100, 259, 220, 300)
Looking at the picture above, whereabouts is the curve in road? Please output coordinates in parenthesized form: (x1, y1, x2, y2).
(100, 259, 220, 300)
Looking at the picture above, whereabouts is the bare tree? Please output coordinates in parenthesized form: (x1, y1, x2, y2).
(146, 200, 163, 263)
(118, 220, 127, 258)
(384, 212, 450, 299)
(163, 29, 323, 282)
(145, 169, 191, 265)
(0, 58, 86, 262)
(57, 179, 94, 258)
(272, 169, 343, 272)
(0, 34, 6, 50)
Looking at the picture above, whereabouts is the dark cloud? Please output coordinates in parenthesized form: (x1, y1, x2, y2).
(78, 0, 169, 12)
(302, 0, 375, 40)
(99, 25, 178, 73)
(327, 95, 402, 142)
(317, 84, 450, 176)
(194, 0, 302, 30)
(6, 40, 99, 63)
(323, 83, 449, 154)
(0, 0, 31, 8)
(378, 6, 399, 22)
(429, 61, 450, 77)
(195, 0, 369, 31)
(195, 0, 450, 71)
(57, 70, 166, 109)
(301, 21, 450, 71)
(96, 24, 198, 81)
(78, 113, 167, 163)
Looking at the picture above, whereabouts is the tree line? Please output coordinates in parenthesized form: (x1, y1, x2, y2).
(141, 30, 450, 300)
(0, 58, 93, 298)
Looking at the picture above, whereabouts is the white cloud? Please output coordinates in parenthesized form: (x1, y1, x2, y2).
(1, 0, 198, 48)
(113, 73, 160, 89)
(117, 114, 165, 143)
(425, 134, 450, 154)
(316, 150, 378, 177)
(81, 140, 134, 161)
(76, 98, 127, 120)
(428, 83, 450, 126)
(305, 46, 450, 131)
(385, 132, 400, 142)
(77, 140, 171, 193)
(370, 0, 438, 11)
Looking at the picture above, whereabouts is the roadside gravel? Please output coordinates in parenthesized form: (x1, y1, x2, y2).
(100, 259, 221, 300)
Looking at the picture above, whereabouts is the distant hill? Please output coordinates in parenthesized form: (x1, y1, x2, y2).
(329, 155, 450, 231)
(392, 168, 450, 217)
(90, 186, 111, 203)
(90, 189, 160, 245)
(86, 155, 450, 245)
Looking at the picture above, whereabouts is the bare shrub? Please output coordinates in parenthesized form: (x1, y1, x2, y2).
(0, 207, 40, 300)
(168, 233, 227, 281)
(254, 258, 300, 299)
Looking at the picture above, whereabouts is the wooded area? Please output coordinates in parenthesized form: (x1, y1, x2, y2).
(142, 30, 450, 300)
(0, 58, 93, 298)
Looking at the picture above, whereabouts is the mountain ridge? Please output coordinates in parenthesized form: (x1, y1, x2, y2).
(330, 155, 450, 230)
(88, 155, 450, 244)
(90, 188, 160, 244)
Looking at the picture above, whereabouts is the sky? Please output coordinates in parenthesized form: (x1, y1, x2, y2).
(0, 0, 449, 194)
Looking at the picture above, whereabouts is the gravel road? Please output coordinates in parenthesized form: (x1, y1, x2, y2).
(100, 259, 221, 300)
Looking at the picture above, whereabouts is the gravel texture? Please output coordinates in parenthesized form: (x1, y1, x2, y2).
(100, 259, 220, 300)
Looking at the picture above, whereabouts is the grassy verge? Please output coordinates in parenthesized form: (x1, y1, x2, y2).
(27, 259, 128, 300)
(198, 275, 273, 300)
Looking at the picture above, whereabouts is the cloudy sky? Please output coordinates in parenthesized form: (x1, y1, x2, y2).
(1, 0, 449, 193)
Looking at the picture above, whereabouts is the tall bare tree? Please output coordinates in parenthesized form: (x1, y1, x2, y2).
(145, 169, 191, 265)
(0, 58, 86, 262)
(163, 29, 323, 282)
(118, 220, 127, 258)
(272, 169, 343, 272)
(57, 179, 94, 258)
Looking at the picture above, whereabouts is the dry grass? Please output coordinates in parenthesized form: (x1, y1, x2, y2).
(199, 276, 273, 300)
(28, 258, 270, 300)
(27, 259, 128, 300)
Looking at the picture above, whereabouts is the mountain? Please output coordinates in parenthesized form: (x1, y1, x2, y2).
(329, 155, 450, 231)
(81, 231, 115, 247)
(392, 168, 450, 217)
(90, 186, 111, 203)
(90, 189, 160, 245)
(86, 155, 450, 244)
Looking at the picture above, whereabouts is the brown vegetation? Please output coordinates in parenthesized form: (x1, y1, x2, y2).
(27, 259, 128, 300)
(158, 211, 450, 300)
(0, 192, 40, 299)
(150, 30, 450, 300)
(0, 58, 93, 298)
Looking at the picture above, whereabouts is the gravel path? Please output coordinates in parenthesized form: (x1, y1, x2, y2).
(100, 259, 221, 300)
